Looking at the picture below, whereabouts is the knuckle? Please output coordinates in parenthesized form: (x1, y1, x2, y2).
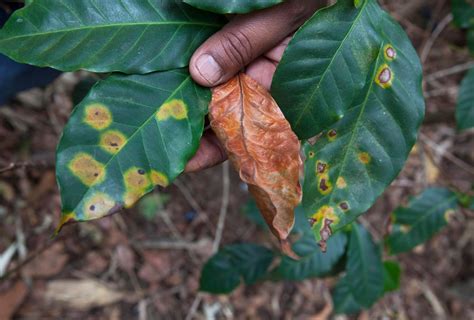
(219, 30, 254, 67)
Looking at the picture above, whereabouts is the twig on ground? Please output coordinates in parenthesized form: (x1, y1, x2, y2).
(417, 280, 447, 319)
(425, 61, 474, 83)
(132, 238, 211, 251)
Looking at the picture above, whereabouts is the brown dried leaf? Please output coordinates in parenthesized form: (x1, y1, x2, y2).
(209, 73, 302, 246)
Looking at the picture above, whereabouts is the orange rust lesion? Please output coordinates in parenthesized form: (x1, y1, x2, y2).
(123, 167, 153, 208)
(336, 177, 347, 189)
(83, 103, 112, 130)
(156, 99, 188, 121)
(68, 153, 106, 186)
(100, 130, 127, 154)
(358, 152, 371, 165)
(83, 193, 115, 219)
(150, 170, 169, 187)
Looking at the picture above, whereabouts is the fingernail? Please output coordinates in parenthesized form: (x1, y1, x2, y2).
(195, 54, 222, 85)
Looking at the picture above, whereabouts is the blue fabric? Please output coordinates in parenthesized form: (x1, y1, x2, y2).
(0, 6, 61, 105)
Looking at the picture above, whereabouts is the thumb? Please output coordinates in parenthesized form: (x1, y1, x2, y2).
(189, 0, 320, 87)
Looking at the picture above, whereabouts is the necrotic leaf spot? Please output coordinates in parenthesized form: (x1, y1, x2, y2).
(384, 44, 397, 61)
(68, 153, 106, 186)
(83, 193, 115, 219)
(358, 152, 371, 164)
(375, 64, 393, 89)
(99, 130, 126, 154)
(84, 103, 112, 130)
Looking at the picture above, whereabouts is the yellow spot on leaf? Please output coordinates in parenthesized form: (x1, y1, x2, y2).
(327, 129, 337, 141)
(156, 99, 188, 121)
(68, 153, 106, 186)
(150, 170, 169, 187)
(358, 152, 371, 165)
(124, 191, 143, 208)
(444, 209, 455, 223)
(84, 103, 112, 130)
(311, 205, 339, 225)
(124, 167, 152, 192)
(84, 193, 116, 219)
(336, 177, 347, 189)
(100, 130, 127, 154)
(318, 174, 333, 195)
(308, 151, 315, 159)
(383, 44, 397, 61)
(375, 64, 393, 89)
(400, 224, 411, 234)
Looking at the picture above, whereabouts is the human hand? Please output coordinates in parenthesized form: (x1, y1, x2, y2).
(185, 0, 322, 172)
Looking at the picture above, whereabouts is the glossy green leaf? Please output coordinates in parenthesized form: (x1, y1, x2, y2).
(0, 0, 224, 73)
(272, 0, 424, 139)
(300, 40, 423, 243)
(383, 260, 401, 293)
(199, 244, 274, 294)
(346, 223, 383, 308)
(56, 69, 208, 228)
(386, 188, 458, 255)
(275, 231, 347, 281)
(452, 0, 474, 28)
(332, 276, 362, 315)
(183, 0, 283, 14)
(456, 68, 474, 131)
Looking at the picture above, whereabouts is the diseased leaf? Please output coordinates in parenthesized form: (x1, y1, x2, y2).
(272, 0, 424, 138)
(209, 73, 302, 252)
(346, 223, 383, 308)
(56, 69, 209, 230)
(184, 0, 283, 14)
(199, 243, 274, 294)
(452, 0, 474, 29)
(386, 188, 458, 255)
(0, 0, 224, 73)
(456, 68, 474, 131)
(301, 42, 423, 246)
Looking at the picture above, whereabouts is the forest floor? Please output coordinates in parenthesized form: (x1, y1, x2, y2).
(0, 0, 473, 319)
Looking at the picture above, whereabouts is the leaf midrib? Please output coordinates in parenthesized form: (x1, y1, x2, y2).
(0, 21, 221, 42)
(70, 74, 191, 215)
(293, 0, 369, 127)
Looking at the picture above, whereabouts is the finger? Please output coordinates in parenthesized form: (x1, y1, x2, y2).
(185, 131, 227, 173)
(245, 57, 277, 91)
(245, 36, 292, 90)
(189, 0, 320, 87)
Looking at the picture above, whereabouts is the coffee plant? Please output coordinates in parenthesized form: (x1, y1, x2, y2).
(4, 0, 471, 315)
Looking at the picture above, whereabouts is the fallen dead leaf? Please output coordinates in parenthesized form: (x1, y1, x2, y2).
(209, 73, 302, 255)
(0, 281, 28, 320)
(44, 279, 125, 310)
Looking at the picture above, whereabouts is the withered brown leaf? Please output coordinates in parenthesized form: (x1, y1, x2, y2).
(209, 73, 302, 255)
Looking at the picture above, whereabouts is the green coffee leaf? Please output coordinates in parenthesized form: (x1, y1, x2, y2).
(0, 0, 224, 73)
(272, 0, 424, 139)
(383, 260, 401, 293)
(200, 244, 274, 294)
(386, 188, 458, 255)
(456, 68, 474, 131)
(183, 0, 283, 14)
(301, 38, 423, 244)
(275, 231, 347, 281)
(452, 0, 474, 28)
(346, 223, 383, 308)
(56, 69, 208, 229)
(332, 276, 362, 315)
